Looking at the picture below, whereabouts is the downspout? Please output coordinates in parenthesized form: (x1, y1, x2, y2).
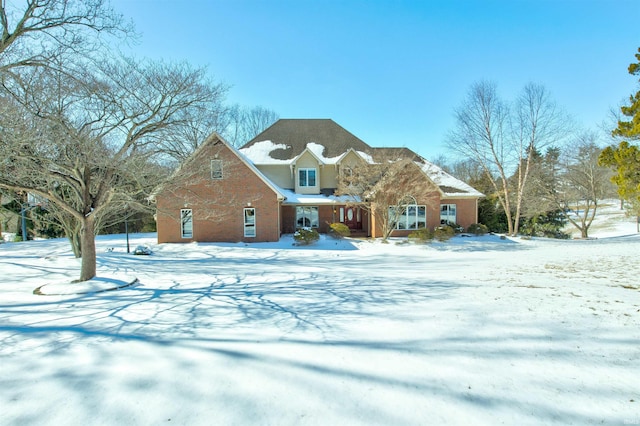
(476, 198, 479, 224)
(369, 205, 375, 238)
(277, 196, 285, 238)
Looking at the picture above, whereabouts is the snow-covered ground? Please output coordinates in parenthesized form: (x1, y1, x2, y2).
(563, 200, 639, 238)
(1, 208, 639, 425)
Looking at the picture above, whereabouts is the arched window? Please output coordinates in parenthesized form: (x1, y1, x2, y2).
(390, 196, 426, 230)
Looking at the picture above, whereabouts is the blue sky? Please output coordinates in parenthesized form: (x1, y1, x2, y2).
(112, 0, 639, 159)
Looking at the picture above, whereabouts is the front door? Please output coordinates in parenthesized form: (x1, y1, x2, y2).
(344, 207, 358, 229)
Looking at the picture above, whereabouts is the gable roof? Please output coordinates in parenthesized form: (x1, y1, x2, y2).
(372, 147, 483, 197)
(371, 147, 423, 163)
(417, 160, 484, 198)
(242, 119, 372, 160)
(153, 133, 286, 201)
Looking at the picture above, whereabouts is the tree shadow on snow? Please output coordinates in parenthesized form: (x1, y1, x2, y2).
(1, 234, 637, 425)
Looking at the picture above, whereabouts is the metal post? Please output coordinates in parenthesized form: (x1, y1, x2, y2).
(125, 217, 130, 253)
(21, 206, 27, 242)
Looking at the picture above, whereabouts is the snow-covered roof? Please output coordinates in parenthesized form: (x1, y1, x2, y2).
(238, 140, 291, 165)
(278, 188, 360, 205)
(241, 119, 372, 160)
(240, 140, 372, 166)
(418, 160, 484, 198)
(238, 122, 482, 199)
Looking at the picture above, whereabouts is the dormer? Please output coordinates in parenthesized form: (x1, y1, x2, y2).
(336, 148, 369, 171)
(292, 148, 323, 194)
(333, 148, 371, 192)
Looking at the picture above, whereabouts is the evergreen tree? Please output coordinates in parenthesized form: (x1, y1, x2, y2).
(613, 48, 640, 140)
(599, 47, 640, 229)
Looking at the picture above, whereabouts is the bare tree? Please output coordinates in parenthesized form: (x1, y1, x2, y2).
(156, 103, 277, 161)
(447, 81, 515, 234)
(448, 81, 571, 235)
(0, 56, 227, 282)
(336, 152, 439, 241)
(156, 92, 230, 162)
(222, 104, 279, 147)
(559, 133, 615, 238)
(522, 132, 616, 238)
(0, 0, 133, 240)
(510, 83, 571, 234)
(1, 0, 133, 72)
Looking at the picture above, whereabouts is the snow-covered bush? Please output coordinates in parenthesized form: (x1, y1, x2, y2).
(442, 221, 464, 233)
(293, 228, 320, 245)
(133, 245, 153, 255)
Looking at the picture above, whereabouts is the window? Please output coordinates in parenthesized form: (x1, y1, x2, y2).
(298, 168, 317, 187)
(181, 209, 193, 238)
(296, 206, 319, 228)
(244, 208, 256, 237)
(211, 159, 223, 179)
(390, 205, 426, 230)
(440, 204, 457, 225)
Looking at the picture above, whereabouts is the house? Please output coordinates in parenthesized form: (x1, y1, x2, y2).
(154, 119, 483, 243)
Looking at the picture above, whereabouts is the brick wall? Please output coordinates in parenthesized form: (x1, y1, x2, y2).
(156, 138, 281, 243)
(444, 198, 478, 229)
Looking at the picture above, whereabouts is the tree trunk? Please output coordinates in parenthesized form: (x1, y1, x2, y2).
(68, 231, 82, 258)
(502, 199, 514, 236)
(78, 216, 97, 282)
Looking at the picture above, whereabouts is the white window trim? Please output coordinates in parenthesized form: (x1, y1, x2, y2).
(392, 204, 427, 230)
(440, 204, 457, 225)
(296, 206, 319, 228)
(244, 208, 256, 237)
(298, 168, 317, 187)
(181, 209, 193, 238)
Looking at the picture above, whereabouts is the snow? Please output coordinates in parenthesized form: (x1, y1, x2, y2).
(1, 211, 639, 425)
(303, 142, 343, 164)
(239, 140, 292, 164)
(419, 160, 484, 197)
(240, 140, 481, 198)
(279, 188, 357, 205)
(564, 201, 639, 239)
(240, 140, 356, 166)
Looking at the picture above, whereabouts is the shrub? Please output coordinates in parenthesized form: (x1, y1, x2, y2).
(433, 225, 455, 241)
(293, 228, 320, 245)
(328, 222, 351, 238)
(466, 223, 489, 235)
(407, 228, 433, 242)
(443, 221, 464, 234)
